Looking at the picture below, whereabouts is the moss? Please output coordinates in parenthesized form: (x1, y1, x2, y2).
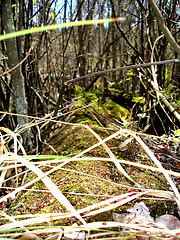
(104, 101, 130, 120)
(8, 121, 173, 227)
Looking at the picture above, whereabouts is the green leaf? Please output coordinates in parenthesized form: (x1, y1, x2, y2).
(0, 238, 17, 240)
(164, 67, 168, 86)
(132, 96, 146, 104)
(24, 155, 70, 160)
(173, 129, 180, 137)
(50, 11, 55, 19)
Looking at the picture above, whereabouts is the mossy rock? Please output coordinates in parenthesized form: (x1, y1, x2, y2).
(8, 125, 174, 225)
(104, 101, 130, 120)
(71, 91, 132, 126)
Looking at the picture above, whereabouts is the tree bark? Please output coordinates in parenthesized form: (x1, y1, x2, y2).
(2, 0, 31, 150)
(77, 0, 86, 87)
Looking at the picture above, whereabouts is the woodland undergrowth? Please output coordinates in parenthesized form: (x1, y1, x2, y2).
(0, 94, 180, 240)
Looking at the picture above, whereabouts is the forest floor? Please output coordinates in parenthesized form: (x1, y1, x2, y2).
(9, 119, 180, 222)
(2, 93, 180, 239)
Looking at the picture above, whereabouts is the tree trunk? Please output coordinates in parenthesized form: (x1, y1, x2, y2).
(2, 0, 31, 150)
(77, 0, 86, 87)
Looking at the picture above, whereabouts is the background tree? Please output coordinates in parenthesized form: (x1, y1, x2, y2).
(1, 0, 31, 150)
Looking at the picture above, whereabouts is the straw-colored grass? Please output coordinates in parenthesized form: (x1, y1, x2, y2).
(0, 115, 180, 239)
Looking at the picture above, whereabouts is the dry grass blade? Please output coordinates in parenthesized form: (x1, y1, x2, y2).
(82, 125, 141, 186)
(5, 156, 179, 177)
(144, 189, 174, 199)
(74, 157, 180, 177)
(76, 192, 139, 216)
(0, 127, 26, 154)
(63, 128, 180, 208)
(130, 131, 180, 208)
(0, 141, 8, 155)
(0, 167, 7, 188)
(0, 212, 71, 230)
(79, 221, 178, 236)
(84, 192, 146, 217)
(0, 210, 26, 230)
(0, 152, 86, 226)
(151, 35, 164, 100)
(0, 127, 23, 189)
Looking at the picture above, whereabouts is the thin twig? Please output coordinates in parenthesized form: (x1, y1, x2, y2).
(0, 110, 179, 143)
(0, 41, 36, 78)
(65, 59, 180, 85)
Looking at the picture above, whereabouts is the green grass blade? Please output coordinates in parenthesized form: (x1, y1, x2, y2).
(0, 17, 125, 41)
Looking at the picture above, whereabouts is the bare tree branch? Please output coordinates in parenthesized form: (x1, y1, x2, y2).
(65, 59, 180, 85)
